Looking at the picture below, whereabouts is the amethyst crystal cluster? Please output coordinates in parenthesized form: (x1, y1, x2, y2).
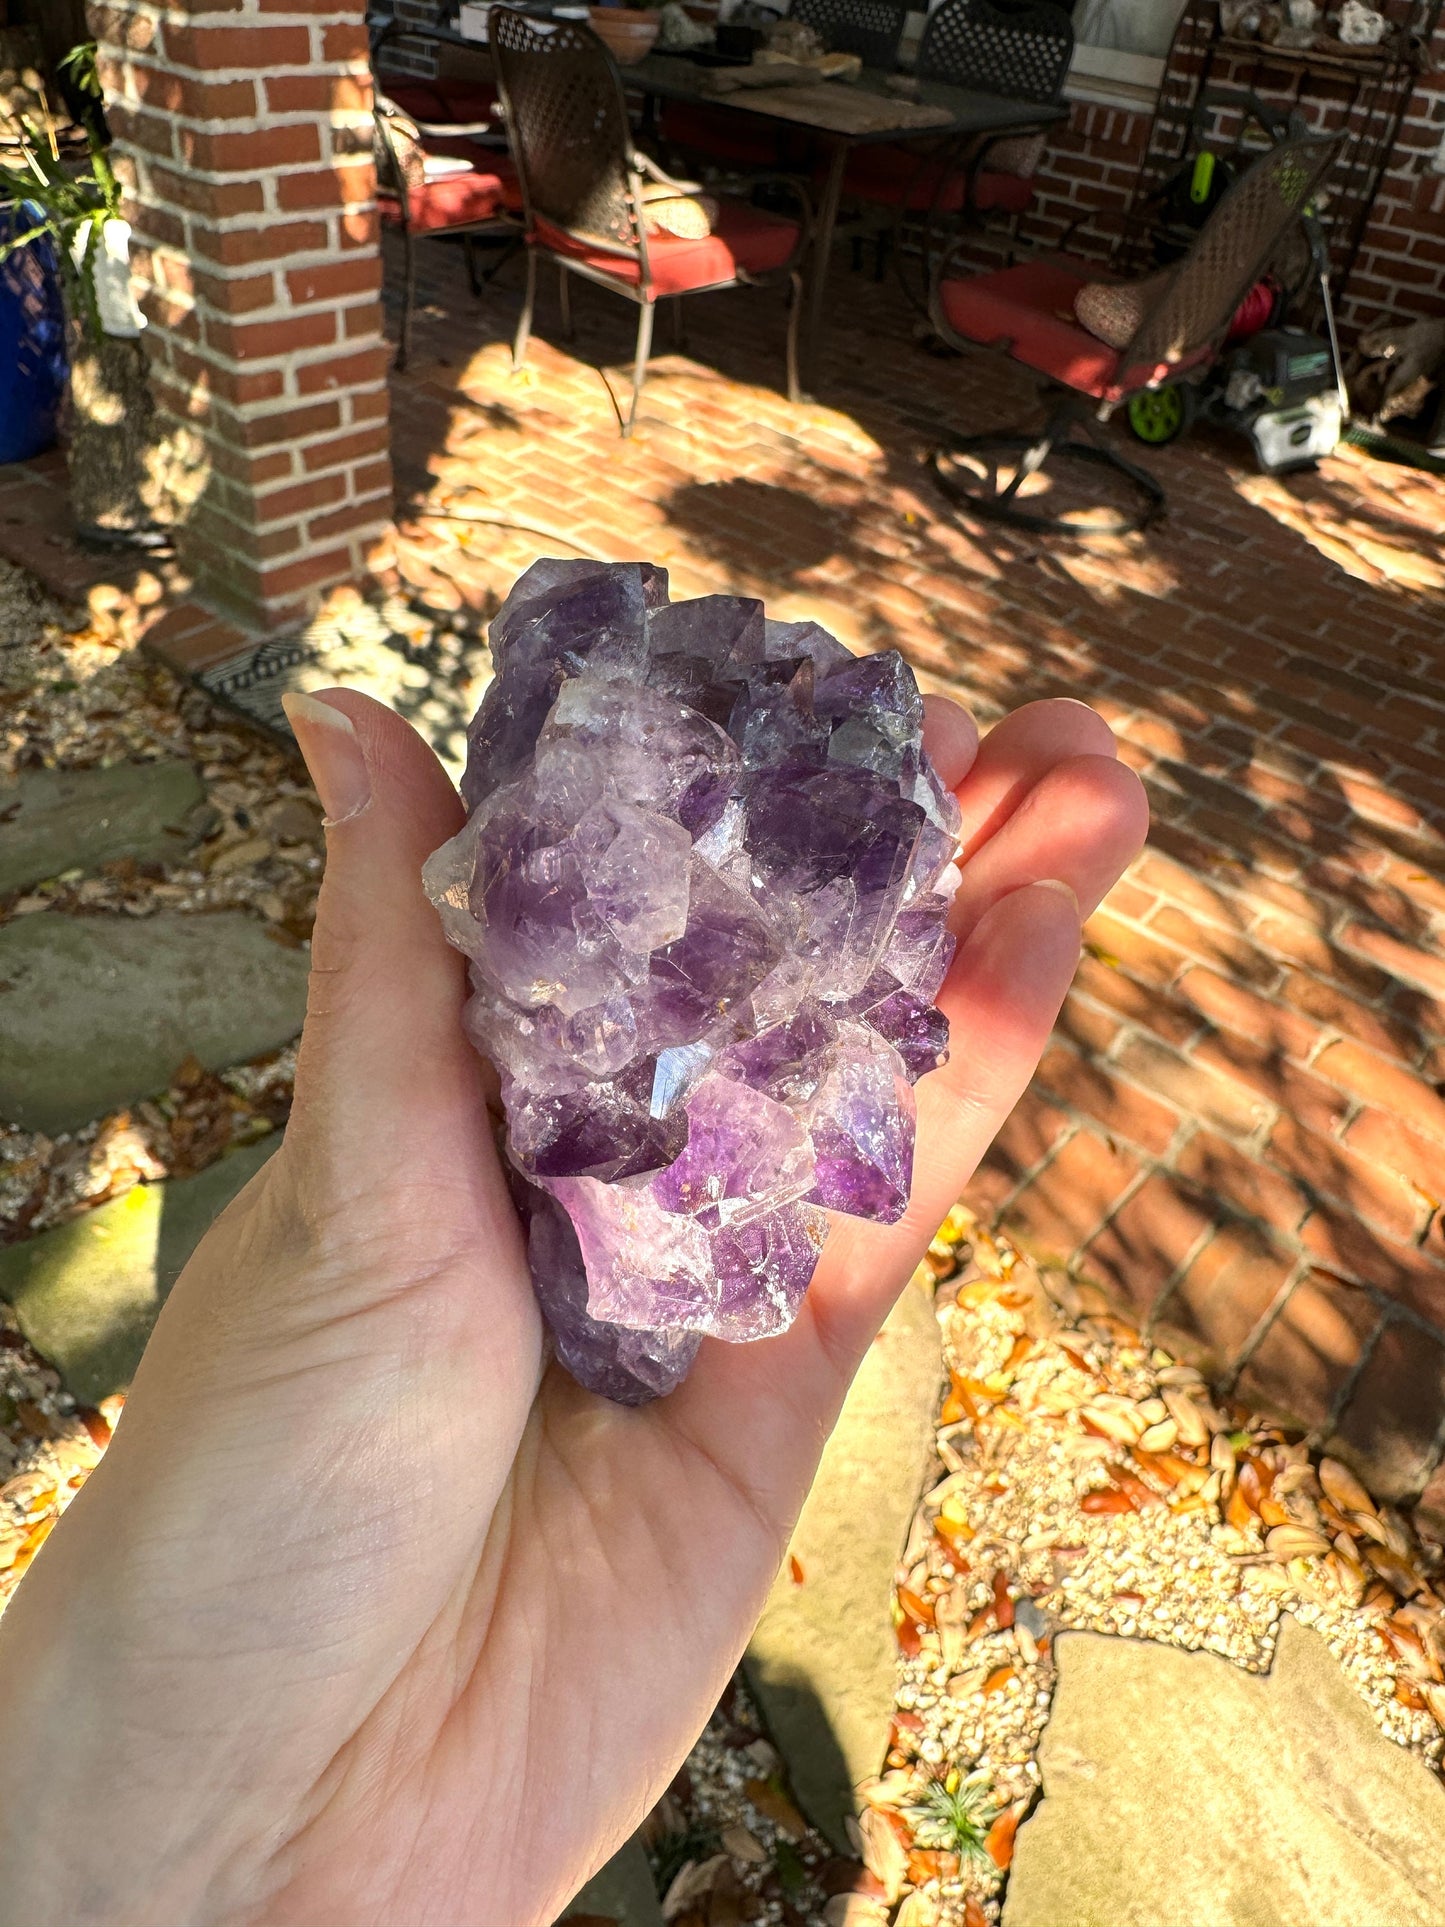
(423, 561, 962, 1403)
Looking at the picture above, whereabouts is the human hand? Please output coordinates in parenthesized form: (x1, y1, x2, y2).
(0, 686, 1145, 1927)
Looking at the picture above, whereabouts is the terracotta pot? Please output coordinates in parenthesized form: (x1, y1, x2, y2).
(588, 6, 661, 62)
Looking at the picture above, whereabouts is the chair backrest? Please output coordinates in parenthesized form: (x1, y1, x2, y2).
(1123, 131, 1339, 382)
(918, 0, 1073, 101)
(791, 0, 909, 68)
(490, 7, 637, 249)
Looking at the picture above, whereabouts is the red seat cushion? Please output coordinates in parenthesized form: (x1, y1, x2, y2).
(379, 161, 519, 233)
(533, 200, 799, 297)
(834, 143, 967, 214)
(940, 257, 1120, 394)
(383, 79, 501, 126)
(972, 169, 1035, 216)
(938, 255, 1213, 401)
(659, 101, 785, 170)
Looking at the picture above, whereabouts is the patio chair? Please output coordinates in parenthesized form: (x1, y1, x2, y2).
(792, 0, 910, 68)
(830, 0, 1072, 285)
(491, 7, 810, 436)
(374, 99, 524, 373)
(926, 129, 1338, 534)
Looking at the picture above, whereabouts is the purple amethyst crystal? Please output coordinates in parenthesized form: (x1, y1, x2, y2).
(424, 561, 961, 1403)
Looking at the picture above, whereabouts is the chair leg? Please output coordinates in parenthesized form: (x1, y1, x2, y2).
(625, 300, 655, 438)
(558, 265, 574, 342)
(784, 269, 803, 406)
(399, 227, 417, 374)
(463, 233, 482, 298)
(513, 249, 536, 371)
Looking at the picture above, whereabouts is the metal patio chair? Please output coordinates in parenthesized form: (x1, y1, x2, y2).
(791, 0, 910, 67)
(491, 6, 810, 436)
(927, 129, 1338, 534)
(374, 100, 523, 372)
(829, 0, 1072, 291)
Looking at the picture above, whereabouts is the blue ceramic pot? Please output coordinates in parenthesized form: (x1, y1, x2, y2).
(0, 206, 69, 465)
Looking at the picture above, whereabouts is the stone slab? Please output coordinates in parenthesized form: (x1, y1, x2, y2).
(0, 1134, 279, 1405)
(0, 910, 310, 1133)
(1004, 1616, 1445, 1927)
(0, 761, 205, 896)
(745, 1273, 942, 1852)
(557, 1838, 663, 1925)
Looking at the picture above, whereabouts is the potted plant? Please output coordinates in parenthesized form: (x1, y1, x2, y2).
(0, 42, 172, 548)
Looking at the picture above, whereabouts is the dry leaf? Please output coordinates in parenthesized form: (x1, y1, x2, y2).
(1319, 1456, 1374, 1516)
(742, 1779, 807, 1841)
(991, 1571, 1015, 1630)
(1226, 1485, 1256, 1533)
(1081, 1488, 1136, 1516)
(1265, 1523, 1330, 1561)
(905, 1848, 959, 1886)
(789, 1554, 805, 1585)
(963, 1899, 988, 1927)
(720, 1824, 767, 1864)
(1162, 1389, 1210, 1448)
(982, 1664, 1017, 1695)
(986, 1804, 1021, 1870)
(662, 1857, 728, 1921)
(897, 1617, 923, 1658)
(857, 1806, 909, 1904)
(898, 1585, 935, 1627)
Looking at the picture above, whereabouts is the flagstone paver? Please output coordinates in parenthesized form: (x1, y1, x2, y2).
(0, 912, 309, 1134)
(559, 1838, 664, 1927)
(0, 760, 206, 897)
(745, 1273, 943, 1850)
(1004, 1617, 1445, 1927)
(0, 1133, 278, 1404)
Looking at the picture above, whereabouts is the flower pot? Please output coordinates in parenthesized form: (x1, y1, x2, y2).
(588, 6, 661, 63)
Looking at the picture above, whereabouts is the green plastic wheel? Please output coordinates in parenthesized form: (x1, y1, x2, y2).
(1127, 386, 1188, 445)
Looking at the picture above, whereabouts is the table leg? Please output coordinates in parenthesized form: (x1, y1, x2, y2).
(801, 141, 847, 400)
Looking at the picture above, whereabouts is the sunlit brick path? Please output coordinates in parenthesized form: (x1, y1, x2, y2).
(3, 234, 1444, 1527)
(379, 241, 1445, 1524)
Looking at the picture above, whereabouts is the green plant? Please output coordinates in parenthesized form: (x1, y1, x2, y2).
(0, 42, 122, 340)
(902, 1771, 998, 1866)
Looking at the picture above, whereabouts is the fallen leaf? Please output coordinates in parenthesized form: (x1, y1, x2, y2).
(789, 1554, 805, 1586)
(1395, 1676, 1427, 1712)
(662, 1856, 728, 1921)
(1225, 1484, 1256, 1532)
(78, 1408, 112, 1451)
(1319, 1456, 1374, 1515)
(897, 1585, 935, 1627)
(857, 1806, 909, 1904)
(982, 1664, 1016, 1696)
(991, 1571, 1015, 1629)
(1081, 1488, 1136, 1515)
(743, 1779, 808, 1840)
(1265, 1523, 1331, 1561)
(906, 1848, 959, 1886)
(986, 1804, 1021, 1870)
(964, 1900, 988, 1927)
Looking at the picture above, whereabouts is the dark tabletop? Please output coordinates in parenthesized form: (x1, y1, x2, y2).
(623, 52, 1069, 147)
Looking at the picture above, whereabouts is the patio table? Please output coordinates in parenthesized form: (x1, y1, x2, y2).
(623, 52, 1067, 394)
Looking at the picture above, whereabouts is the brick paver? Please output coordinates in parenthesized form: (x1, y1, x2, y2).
(5, 232, 1445, 1521)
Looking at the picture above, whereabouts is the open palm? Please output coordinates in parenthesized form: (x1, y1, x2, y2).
(0, 686, 1144, 1927)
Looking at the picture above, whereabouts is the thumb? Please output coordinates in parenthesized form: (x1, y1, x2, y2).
(280, 689, 483, 1200)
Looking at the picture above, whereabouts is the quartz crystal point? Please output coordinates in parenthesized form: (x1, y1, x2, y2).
(424, 561, 962, 1403)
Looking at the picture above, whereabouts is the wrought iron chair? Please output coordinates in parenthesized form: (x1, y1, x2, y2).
(491, 7, 810, 436)
(828, 0, 1072, 289)
(791, 0, 910, 67)
(927, 131, 1338, 533)
(374, 99, 524, 372)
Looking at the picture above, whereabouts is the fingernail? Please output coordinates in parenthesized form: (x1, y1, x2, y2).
(281, 691, 372, 826)
(1030, 877, 1079, 909)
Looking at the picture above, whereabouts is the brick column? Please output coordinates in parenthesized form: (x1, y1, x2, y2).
(89, 2, 395, 632)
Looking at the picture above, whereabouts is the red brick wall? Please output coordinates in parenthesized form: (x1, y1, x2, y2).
(89, 1, 395, 631)
(1018, 26, 1445, 339)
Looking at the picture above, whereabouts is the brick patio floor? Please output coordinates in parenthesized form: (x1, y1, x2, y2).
(5, 232, 1445, 1522)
